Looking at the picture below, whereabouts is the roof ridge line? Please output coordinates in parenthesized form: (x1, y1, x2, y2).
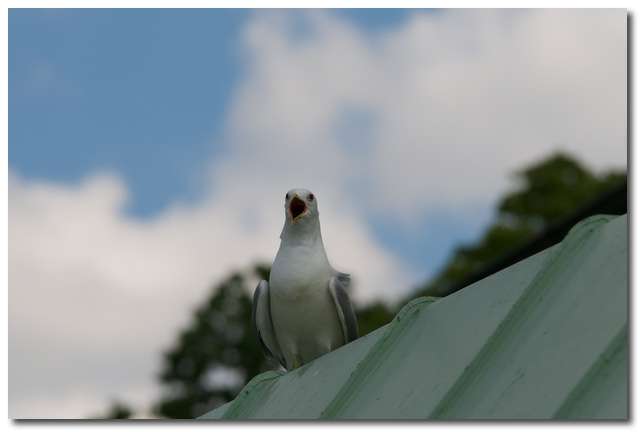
(220, 370, 283, 419)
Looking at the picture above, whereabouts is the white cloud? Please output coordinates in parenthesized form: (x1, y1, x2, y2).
(222, 9, 625, 221)
(9, 9, 626, 419)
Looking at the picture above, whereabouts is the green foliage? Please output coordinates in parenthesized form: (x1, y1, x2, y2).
(420, 152, 625, 296)
(92, 401, 133, 419)
(499, 153, 624, 228)
(357, 302, 395, 337)
(153, 265, 271, 419)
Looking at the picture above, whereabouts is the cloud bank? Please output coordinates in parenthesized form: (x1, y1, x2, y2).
(9, 9, 626, 418)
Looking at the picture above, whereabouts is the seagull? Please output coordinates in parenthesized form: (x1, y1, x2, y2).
(252, 188, 358, 370)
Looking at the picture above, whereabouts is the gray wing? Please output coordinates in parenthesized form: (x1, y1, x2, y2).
(252, 280, 286, 368)
(328, 273, 359, 344)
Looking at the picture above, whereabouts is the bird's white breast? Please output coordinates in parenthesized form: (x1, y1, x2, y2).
(270, 243, 330, 300)
(269, 241, 343, 365)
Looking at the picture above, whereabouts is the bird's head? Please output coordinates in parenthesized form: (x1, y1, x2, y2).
(284, 188, 318, 224)
(280, 188, 324, 242)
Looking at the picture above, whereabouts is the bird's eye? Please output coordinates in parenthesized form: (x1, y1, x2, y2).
(285, 193, 290, 201)
(308, 193, 314, 202)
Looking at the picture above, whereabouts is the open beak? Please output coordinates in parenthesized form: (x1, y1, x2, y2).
(289, 196, 307, 221)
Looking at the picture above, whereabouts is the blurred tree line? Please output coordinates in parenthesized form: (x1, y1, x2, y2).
(101, 152, 625, 419)
(418, 153, 625, 297)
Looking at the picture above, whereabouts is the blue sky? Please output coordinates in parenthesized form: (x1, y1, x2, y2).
(10, 9, 414, 216)
(9, 8, 480, 275)
(10, 9, 247, 216)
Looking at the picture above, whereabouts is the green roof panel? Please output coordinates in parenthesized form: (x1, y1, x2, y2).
(200, 214, 628, 420)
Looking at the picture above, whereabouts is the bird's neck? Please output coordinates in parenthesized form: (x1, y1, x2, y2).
(280, 218, 324, 249)
(278, 218, 333, 273)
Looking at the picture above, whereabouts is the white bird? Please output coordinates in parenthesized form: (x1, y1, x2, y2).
(252, 188, 358, 370)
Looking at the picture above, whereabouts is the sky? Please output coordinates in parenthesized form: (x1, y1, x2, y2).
(8, 8, 627, 418)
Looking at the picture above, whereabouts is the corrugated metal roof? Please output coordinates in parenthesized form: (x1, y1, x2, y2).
(200, 214, 628, 420)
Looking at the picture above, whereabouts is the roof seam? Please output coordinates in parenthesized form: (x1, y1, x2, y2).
(319, 297, 439, 419)
(552, 323, 628, 419)
(429, 215, 612, 419)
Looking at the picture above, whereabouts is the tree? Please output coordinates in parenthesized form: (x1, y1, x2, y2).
(419, 152, 625, 296)
(153, 264, 271, 419)
(92, 401, 133, 419)
(357, 301, 394, 337)
(498, 153, 624, 229)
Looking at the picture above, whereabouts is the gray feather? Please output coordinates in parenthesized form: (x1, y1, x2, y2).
(328, 273, 359, 343)
(252, 280, 286, 367)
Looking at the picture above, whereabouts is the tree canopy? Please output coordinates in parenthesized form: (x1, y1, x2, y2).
(153, 266, 269, 418)
(419, 153, 625, 297)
